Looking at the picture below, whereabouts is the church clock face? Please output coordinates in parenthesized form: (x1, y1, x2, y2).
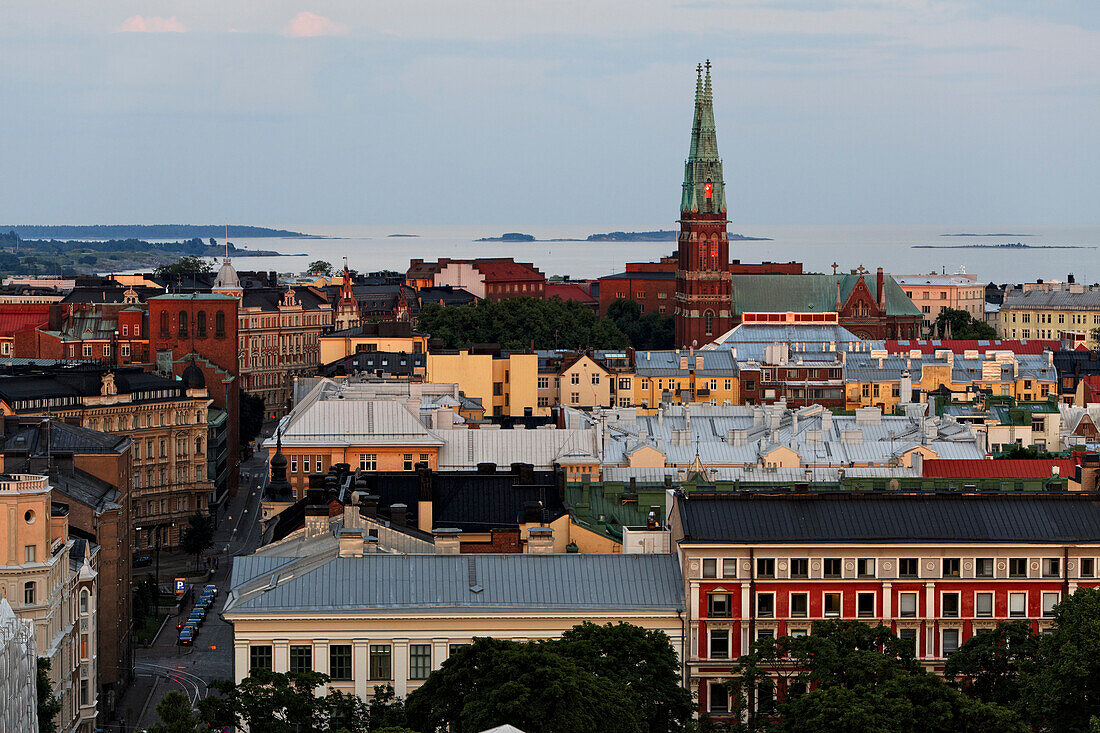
(704, 181, 713, 199)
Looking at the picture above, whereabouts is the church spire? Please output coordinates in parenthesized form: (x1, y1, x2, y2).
(681, 59, 726, 217)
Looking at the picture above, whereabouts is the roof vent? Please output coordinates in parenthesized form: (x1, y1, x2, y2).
(467, 557, 483, 594)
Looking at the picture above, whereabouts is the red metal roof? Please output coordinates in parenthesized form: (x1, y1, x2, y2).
(0, 311, 50, 337)
(922, 459, 1078, 478)
(884, 339, 1059, 355)
(473, 259, 545, 282)
(545, 282, 596, 304)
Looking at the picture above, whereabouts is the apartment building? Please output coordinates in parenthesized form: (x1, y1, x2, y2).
(669, 492, 1100, 719)
(223, 553, 682, 700)
(0, 473, 99, 733)
(427, 350, 539, 418)
(999, 289, 1100, 347)
(897, 272, 985, 331)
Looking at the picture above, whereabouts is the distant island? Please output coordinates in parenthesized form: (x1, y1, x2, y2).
(940, 233, 1033, 237)
(387, 234, 419, 238)
(913, 243, 1094, 250)
(476, 229, 771, 243)
(1, 224, 317, 239)
(0, 231, 300, 279)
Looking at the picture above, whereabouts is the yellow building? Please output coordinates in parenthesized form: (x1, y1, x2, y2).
(319, 322, 429, 365)
(427, 350, 538, 418)
(633, 350, 738, 409)
(999, 288, 1100, 346)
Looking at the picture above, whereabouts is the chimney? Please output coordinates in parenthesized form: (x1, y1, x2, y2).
(647, 505, 662, 530)
(337, 528, 364, 557)
(304, 504, 329, 539)
(877, 267, 886, 309)
(359, 494, 380, 519)
(417, 464, 434, 532)
(390, 503, 407, 528)
(526, 526, 554, 554)
(433, 528, 462, 555)
(522, 500, 544, 524)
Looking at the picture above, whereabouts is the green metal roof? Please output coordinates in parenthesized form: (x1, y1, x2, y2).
(731, 273, 921, 317)
(681, 61, 727, 216)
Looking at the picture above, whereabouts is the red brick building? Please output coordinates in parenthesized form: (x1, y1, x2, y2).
(407, 258, 546, 301)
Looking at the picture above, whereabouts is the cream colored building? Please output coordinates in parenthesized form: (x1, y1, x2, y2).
(998, 288, 1100, 347)
(223, 551, 683, 699)
(897, 272, 984, 332)
(0, 473, 98, 733)
(427, 351, 539, 418)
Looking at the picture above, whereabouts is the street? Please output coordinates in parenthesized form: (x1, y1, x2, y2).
(110, 443, 270, 732)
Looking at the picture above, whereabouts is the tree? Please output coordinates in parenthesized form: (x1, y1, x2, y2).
(946, 620, 1036, 711)
(149, 691, 206, 733)
(405, 637, 642, 733)
(239, 391, 266, 449)
(36, 658, 61, 733)
(558, 622, 692, 733)
(725, 621, 1025, 733)
(154, 255, 214, 279)
(309, 260, 334, 277)
(932, 307, 997, 339)
(179, 513, 214, 569)
(1023, 586, 1100, 732)
(607, 299, 675, 349)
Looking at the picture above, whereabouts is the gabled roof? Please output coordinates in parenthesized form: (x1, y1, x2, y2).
(545, 282, 596, 305)
(224, 553, 683, 615)
(730, 273, 921, 317)
(473, 260, 545, 283)
(678, 493, 1100, 544)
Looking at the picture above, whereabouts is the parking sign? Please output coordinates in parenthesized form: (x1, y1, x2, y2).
(174, 578, 186, 594)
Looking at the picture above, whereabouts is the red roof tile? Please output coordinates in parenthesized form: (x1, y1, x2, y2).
(473, 259, 545, 282)
(545, 282, 596, 304)
(922, 458, 1078, 478)
(0, 311, 51, 337)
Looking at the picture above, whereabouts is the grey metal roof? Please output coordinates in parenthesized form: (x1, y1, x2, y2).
(679, 494, 1100, 544)
(1002, 289, 1100, 310)
(224, 553, 683, 615)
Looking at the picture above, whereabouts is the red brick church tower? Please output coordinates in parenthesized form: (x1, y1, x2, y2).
(674, 61, 733, 348)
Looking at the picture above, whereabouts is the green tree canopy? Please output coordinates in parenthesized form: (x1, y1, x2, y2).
(154, 255, 214, 279)
(309, 260, 334, 276)
(606, 298, 675, 349)
(945, 620, 1036, 711)
(932, 307, 997, 339)
(179, 513, 214, 567)
(725, 621, 1025, 733)
(37, 658, 61, 733)
(404, 637, 642, 733)
(416, 297, 629, 350)
(149, 691, 206, 733)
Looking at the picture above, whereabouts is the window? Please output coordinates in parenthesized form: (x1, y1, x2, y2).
(899, 628, 917, 653)
(1082, 558, 1095, 578)
(23, 581, 35, 605)
(591, 373, 600, 385)
(757, 558, 775, 578)
(942, 629, 960, 656)
(215, 311, 226, 337)
(823, 558, 841, 578)
(178, 311, 188, 337)
(942, 592, 960, 618)
(790, 592, 808, 618)
(721, 558, 737, 579)
(24, 544, 36, 563)
(121, 344, 130, 357)
(537, 396, 549, 407)
(975, 558, 994, 578)
(709, 629, 730, 659)
(409, 644, 431, 679)
(80, 589, 89, 614)
(823, 592, 841, 617)
(1009, 592, 1027, 617)
(976, 592, 994, 618)
(702, 558, 717, 579)
(709, 681, 730, 713)
(537, 377, 549, 389)
(1042, 592, 1059, 617)
(570, 373, 580, 385)
(790, 558, 809, 578)
(570, 392, 579, 405)
(249, 645, 274, 671)
(857, 558, 875, 578)
(160, 311, 170, 336)
(789, 628, 808, 638)
(942, 558, 961, 577)
(448, 643, 470, 657)
(329, 645, 352, 681)
(403, 454, 414, 471)
(82, 345, 92, 357)
(1042, 558, 1061, 578)
(291, 456, 298, 473)
(1009, 558, 1028, 578)
(369, 645, 392, 680)
(899, 592, 917, 618)
(857, 592, 875, 618)
(80, 678, 89, 706)
(708, 593, 731, 618)
(757, 593, 775, 618)
(289, 645, 313, 674)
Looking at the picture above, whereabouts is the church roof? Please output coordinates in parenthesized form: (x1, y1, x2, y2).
(730, 273, 921, 317)
(681, 61, 726, 216)
(213, 258, 240, 291)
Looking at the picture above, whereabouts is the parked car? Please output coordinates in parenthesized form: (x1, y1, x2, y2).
(204, 584, 218, 597)
(187, 613, 204, 627)
(133, 554, 153, 568)
(177, 629, 194, 646)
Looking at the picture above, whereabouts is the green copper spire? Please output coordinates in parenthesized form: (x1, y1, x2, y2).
(681, 59, 726, 216)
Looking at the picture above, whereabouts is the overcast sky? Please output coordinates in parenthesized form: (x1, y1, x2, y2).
(1, 1, 1097, 228)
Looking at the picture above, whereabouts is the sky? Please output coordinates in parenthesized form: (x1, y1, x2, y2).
(1, 1, 1098, 229)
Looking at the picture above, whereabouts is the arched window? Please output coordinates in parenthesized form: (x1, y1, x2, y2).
(159, 311, 169, 337)
(79, 589, 89, 614)
(215, 311, 226, 338)
(23, 581, 35, 605)
(704, 310, 714, 336)
(195, 436, 203, 454)
(196, 310, 207, 337)
(178, 311, 188, 337)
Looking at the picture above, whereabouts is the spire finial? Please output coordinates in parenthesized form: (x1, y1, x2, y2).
(704, 59, 712, 101)
(695, 63, 702, 103)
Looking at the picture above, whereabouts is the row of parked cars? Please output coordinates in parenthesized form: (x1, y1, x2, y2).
(177, 584, 218, 646)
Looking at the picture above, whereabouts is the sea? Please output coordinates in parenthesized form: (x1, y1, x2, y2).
(194, 224, 1100, 285)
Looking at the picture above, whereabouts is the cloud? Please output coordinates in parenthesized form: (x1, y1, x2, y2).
(284, 11, 348, 38)
(116, 15, 186, 33)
